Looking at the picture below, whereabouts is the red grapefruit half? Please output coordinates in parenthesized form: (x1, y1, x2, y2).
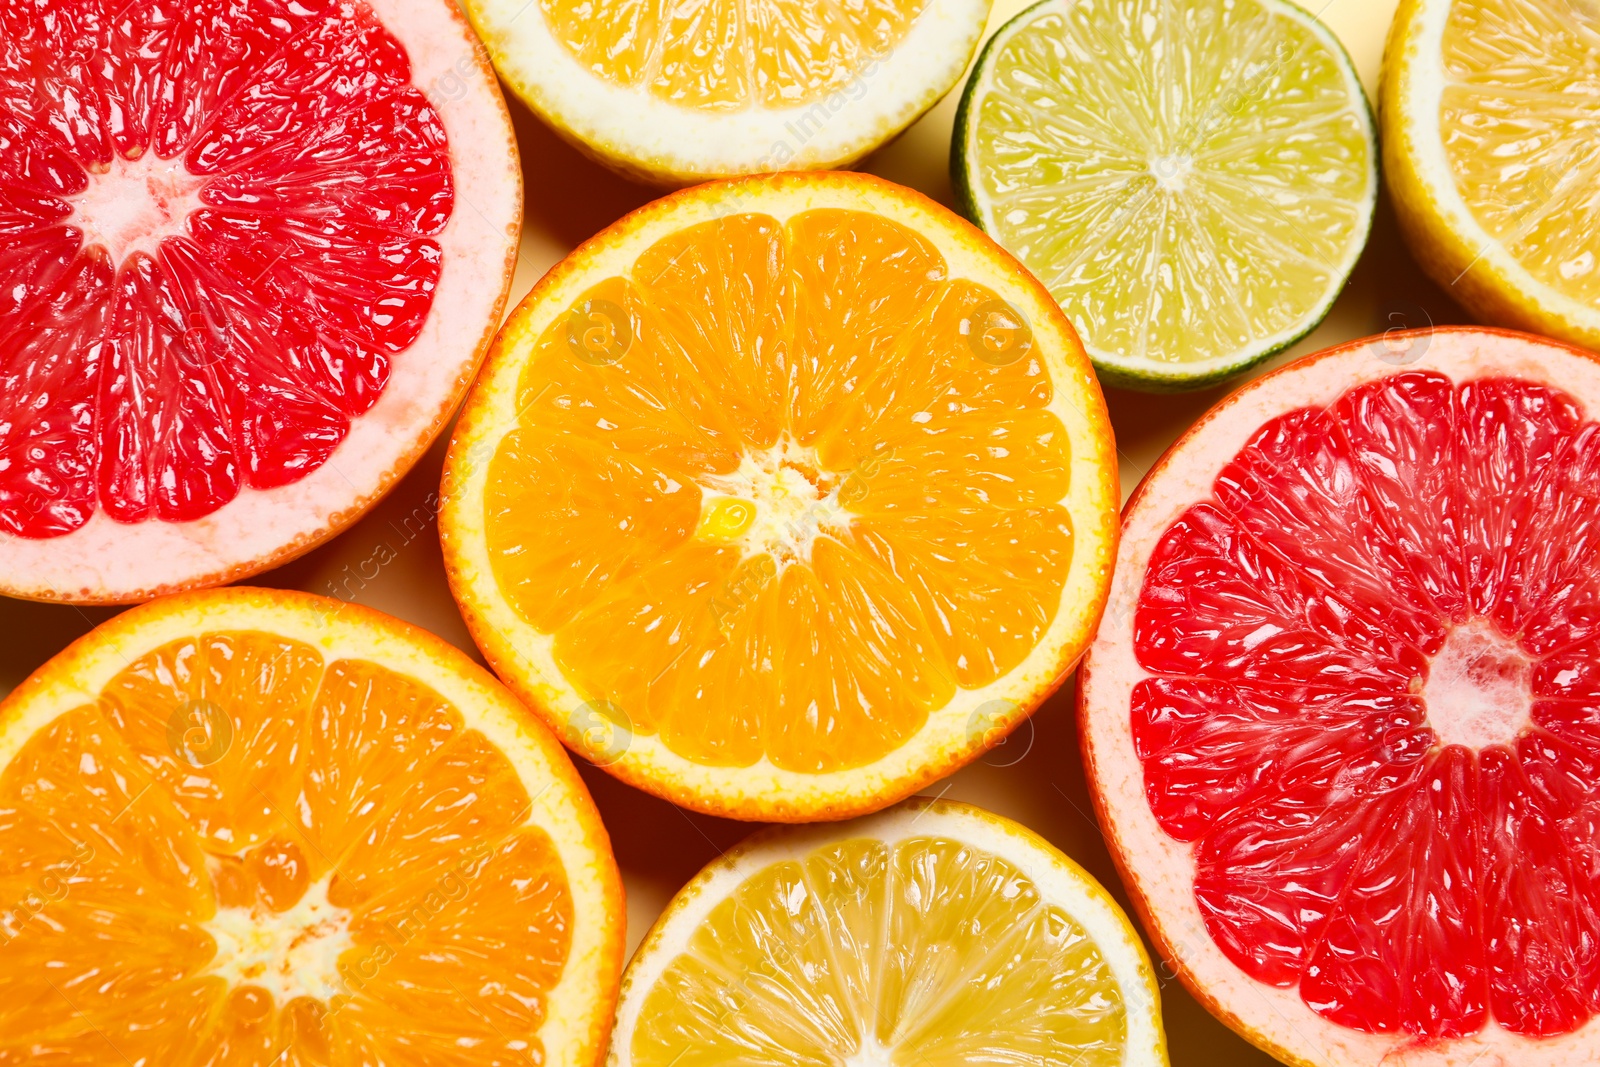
(1081, 327, 1600, 1067)
(0, 0, 521, 603)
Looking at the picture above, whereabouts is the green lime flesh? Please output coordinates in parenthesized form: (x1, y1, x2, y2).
(953, 0, 1378, 392)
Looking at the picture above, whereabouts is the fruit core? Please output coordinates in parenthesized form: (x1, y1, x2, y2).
(204, 874, 354, 1004)
(1420, 619, 1533, 750)
(1149, 154, 1194, 193)
(695, 438, 846, 563)
(69, 153, 206, 266)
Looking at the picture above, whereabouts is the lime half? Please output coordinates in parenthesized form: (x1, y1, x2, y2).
(953, 0, 1377, 391)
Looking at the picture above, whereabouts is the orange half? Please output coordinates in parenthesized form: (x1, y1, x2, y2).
(0, 588, 623, 1065)
(441, 172, 1119, 821)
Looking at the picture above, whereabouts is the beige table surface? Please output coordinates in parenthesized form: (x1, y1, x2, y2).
(0, 1, 1466, 1062)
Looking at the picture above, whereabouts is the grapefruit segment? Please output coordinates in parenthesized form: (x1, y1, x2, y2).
(0, 0, 519, 602)
(0, 589, 622, 1066)
(1083, 329, 1600, 1066)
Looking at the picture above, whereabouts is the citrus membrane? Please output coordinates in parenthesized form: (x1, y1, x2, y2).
(441, 173, 1119, 821)
(609, 798, 1167, 1067)
(1384, 0, 1600, 350)
(1082, 328, 1600, 1066)
(954, 0, 1377, 390)
(0, 589, 622, 1064)
(461, 0, 991, 182)
(0, 0, 520, 602)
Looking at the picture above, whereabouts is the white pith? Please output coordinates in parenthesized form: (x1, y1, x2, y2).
(1390, 0, 1600, 341)
(1080, 329, 1600, 1067)
(0, 0, 521, 603)
(1421, 619, 1533, 751)
(461, 0, 991, 183)
(959, 0, 1377, 385)
(202, 873, 354, 1004)
(442, 176, 1120, 820)
(0, 590, 621, 1066)
(606, 799, 1167, 1067)
(71, 153, 207, 266)
(697, 436, 846, 565)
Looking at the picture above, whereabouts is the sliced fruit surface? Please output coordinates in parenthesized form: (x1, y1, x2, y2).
(0, 588, 623, 1065)
(954, 0, 1377, 391)
(0, 0, 521, 603)
(1081, 327, 1600, 1066)
(461, 0, 990, 183)
(1385, 0, 1600, 351)
(610, 797, 1167, 1067)
(441, 172, 1119, 822)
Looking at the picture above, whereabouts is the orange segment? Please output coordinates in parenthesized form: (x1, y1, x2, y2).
(634, 215, 789, 450)
(337, 830, 572, 1063)
(811, 277, 1054, 468)
(0, 590, 622, 1067)
(442, 173, 1119, 820)
(294, 659, 462, 868)
(99, 633, 323, 853)
(767, 538, 954, 771)
(554, 540, 746, 745)
(836, 408, 1073, 515)
(485, 430, 703, 632)
(786, 208, 946, 443)
(854, 507, 1074, 688)
(512, 276, 743, 474)
(0, 707, 217, 1039)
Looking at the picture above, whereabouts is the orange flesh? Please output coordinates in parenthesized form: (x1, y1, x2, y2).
(0, 632, 571, 1064)
(484, 210, 1075, 773)
(536, 0, 929, 110)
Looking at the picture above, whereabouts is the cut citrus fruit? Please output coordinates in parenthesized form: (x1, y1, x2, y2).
(440, 172, 1119, 822)
(1081, 327, 1600, 1066)
(0, 588, 623, 1064)
(0, 0, 521, 603)
(610, 797, 1167, 1067)
(460, 0, 991, 184)
(953, 0, 1377, 391)
(1384, 0, 1600, 351)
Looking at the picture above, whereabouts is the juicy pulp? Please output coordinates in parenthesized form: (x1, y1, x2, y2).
(1440, 0, 1600, 307)
(536, 0, 928, 111)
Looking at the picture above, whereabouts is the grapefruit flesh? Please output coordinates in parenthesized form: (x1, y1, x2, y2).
(1082, 328, 1600, 1065)
(0, 0, 520, 602)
